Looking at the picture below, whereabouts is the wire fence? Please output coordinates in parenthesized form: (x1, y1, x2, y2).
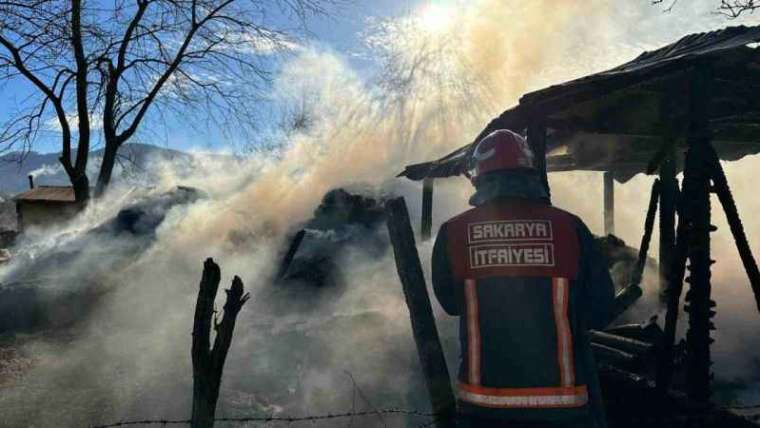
(91, 409, 440, 428)
(89, 402, 760, 428)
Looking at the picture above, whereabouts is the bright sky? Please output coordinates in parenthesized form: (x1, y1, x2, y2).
(0, 0, 758, 155)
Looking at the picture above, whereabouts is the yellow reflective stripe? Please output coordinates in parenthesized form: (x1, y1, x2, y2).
(553, 277, 575, 387)
(464, 278, 481, 385)
(458, 384, 588, 409)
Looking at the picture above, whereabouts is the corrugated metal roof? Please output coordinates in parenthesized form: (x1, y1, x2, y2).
(14, 186, 76, 202)
(399, 25, 760, 182)
(520, 25, 760, 109)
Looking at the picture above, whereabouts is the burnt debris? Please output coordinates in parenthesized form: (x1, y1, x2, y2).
(276, 188, 389, 288)
(0, 186, 203, 333)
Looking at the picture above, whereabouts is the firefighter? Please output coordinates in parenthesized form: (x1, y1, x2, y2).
(432, 129, 615, 428)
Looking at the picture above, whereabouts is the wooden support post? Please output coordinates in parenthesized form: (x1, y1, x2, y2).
(709, 149, 760, 313)
(604, 171, 615, 236)
(611, 179, 660, 321)
(385, 197, 456, 427)
(659, 144, 678, 303)
(681, 65, 715, 403)
(421, 178, 435, 241)
(192, 258, 250, 428)
(527, 120, 550, 199)
(657, 186, 690, 395)
(656, 86, 687, 395)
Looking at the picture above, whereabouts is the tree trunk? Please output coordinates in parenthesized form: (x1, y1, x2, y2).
(95, 141, 119, 198)
(72, 173, 90, 203)
(191, 258, 249, 428)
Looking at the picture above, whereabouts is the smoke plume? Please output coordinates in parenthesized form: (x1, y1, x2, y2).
(1, 1, 759, 427)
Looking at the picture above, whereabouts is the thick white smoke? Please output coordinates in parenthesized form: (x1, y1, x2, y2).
(1, 1, 759, 427)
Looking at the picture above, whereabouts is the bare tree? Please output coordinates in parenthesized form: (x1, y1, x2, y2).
(652, 0, 759, 17)
(0, 0, 94, 201)
(0, 0, 341, 201)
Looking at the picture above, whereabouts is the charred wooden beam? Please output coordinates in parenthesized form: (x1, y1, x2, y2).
(659, 142, 679, 303)
(610, 179, 661, 321)
(277, 229, 306, 279)
(656, 191, 691, 394)
(681, 65, 716, 403)
(589, 330, 654, 356)
(591, 342, 639, 367)
(605, 318, 664, 343)
(527, 119, 550, 198)
(385, 197, 456, 427)
(631, 179, 661, 289)
(611, 285, 643, 324)
(708, 146, 760, 313)
(421, 178, 434, 241)
(192, 258, 250, 428)
(656, 80, 691, 395)
(604, 171, 615, 236)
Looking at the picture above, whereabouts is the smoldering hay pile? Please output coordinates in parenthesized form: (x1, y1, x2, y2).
(1, 1, 760, 427)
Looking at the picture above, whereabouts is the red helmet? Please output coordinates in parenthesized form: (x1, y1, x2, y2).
(471, 129, 535, 179)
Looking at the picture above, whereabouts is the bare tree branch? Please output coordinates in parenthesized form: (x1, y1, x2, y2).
(1, 0, 345, 199)
(652, 0, 759, 17)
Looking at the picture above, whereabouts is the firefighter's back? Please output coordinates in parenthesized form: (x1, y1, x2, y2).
(443, 199, 591, 424)
(431, 130, 614, 428)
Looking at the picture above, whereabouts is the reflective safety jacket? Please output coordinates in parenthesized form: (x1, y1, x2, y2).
(432, 196, 615, 426)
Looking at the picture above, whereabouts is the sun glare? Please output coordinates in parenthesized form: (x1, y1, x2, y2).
(419, 3, 455, 34)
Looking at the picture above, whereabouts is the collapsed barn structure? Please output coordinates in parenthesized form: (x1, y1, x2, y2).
(392, 25, 760, 426)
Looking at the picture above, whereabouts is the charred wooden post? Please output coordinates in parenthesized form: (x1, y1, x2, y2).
(421, 178, 435, 241)
(589, 330, 654, 356)
(591, 343, 639, 367)
(277, 229, 306, 279)
(656, 88, 691, 395)
(611, 179, 661, 320)
(659, 144, 679, 303)
(655, 67, 718, 399)
(192, 258, 250, 428)
(604, 171, 615, 236)
(630, 179, 661, 289)
(385, 197, 456, 427)
(708, 147, 760, 312)
(527, 119, 550, 199)
(656, 188, 690, 394)
(681, 65, 716, 403)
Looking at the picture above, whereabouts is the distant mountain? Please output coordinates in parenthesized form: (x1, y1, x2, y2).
(0, 144, 193, 194)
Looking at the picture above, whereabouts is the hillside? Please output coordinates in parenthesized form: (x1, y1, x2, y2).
(0, 144, 192, 194)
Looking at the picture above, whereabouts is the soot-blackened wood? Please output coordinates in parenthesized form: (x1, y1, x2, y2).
(611, 179, 661, 321)
(604, 171, 615, 236)
(631, 179, 661, 289)
(277, 229, 306, 279)
(385, 197, 456, 427)
(192, 258, 250, 428)
(708, 146, 760, 313)
(421, 178, 434, 241)
(527, 119, 550, 199)
(659, 143, 678, 303)
(682, 65, 715, 403)
(656, 185, 690, 395)
(656, 83, 688, 395)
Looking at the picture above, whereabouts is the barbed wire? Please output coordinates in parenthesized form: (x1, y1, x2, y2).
(91, 408, 438, 428)
(88, 401, 760, 428)
(722, 402, 760, 410)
